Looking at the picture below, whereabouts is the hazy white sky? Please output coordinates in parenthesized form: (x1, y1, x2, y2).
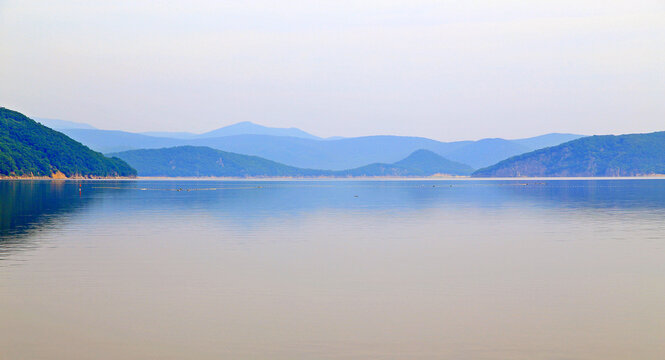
(1, 0, 664, 140)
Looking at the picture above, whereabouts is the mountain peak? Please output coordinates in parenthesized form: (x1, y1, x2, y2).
(393, 149, 474, 175)
(399, 149, 444, 160)
(200, 121, 320, 140)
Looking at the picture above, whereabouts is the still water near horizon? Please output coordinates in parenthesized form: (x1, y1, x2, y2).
(1, 179, 664, 359)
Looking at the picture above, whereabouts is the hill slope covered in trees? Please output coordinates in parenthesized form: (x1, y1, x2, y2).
(111, 147, 471, 177)
(472, 132, 665, 177)
(110, 146, 328, 177)
(0, 108, 136, 178)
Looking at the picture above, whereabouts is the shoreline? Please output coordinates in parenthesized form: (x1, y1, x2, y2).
(2, 175, 665, 181)
(0, 176, 137, 180)
(135, 175, 665, 181)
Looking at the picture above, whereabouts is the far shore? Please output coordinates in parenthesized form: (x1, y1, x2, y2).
(2, 175, 665, 181)
(133, 175, 665, 181)
(0, 176, 137, 180)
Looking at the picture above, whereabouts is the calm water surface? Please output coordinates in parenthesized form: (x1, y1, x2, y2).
(1, 179, 664, 359)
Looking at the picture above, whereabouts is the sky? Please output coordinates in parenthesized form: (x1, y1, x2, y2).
(1, 0, 664, 141)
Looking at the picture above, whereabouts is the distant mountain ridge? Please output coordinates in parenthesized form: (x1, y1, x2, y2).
(29, 114, 583, 170)
(512, 133, 583, 150)
(35, 117, 97, 130)
(0, 108, 135, 178)
(111, 147, 471, 177)
(142, 121, 321, 140)
(62, 127, 584, 170)
(472, 131, 665, 177)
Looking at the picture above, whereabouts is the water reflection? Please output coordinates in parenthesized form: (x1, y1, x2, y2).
(0, 181, 131, 258)
(491, 179, 665, 210)
(3, 180, 665, 236)
(81, 179, 665, 221)
(1, 179, 665, 359)
(3, 179, 665, 258)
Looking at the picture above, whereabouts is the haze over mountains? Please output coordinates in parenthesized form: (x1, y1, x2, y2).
(52, 118, 583, 170)
(0, 108, 657, 178)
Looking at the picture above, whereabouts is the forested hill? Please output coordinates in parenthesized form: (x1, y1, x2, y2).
(344, 149, 473, 176)
(0, 107, 136, 178)
(110, 146, 330, 177)
(472, 132, 665, 177)
(112, 146, 471, 177)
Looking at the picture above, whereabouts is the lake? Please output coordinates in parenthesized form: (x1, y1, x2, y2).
(1, 179, 664, 359)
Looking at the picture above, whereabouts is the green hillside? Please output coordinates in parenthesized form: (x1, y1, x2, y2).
(110, 146, 330, 177)
(0, 107, 136, 178)
(472, 132, 665, 177)
(112, 147, 472, 177)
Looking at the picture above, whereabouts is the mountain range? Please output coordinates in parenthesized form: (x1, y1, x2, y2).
(142, 121, 322, 140)
(473, 132, 665, 177)
(5, 108, 664, 178)
(58, 121, 582, 170)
